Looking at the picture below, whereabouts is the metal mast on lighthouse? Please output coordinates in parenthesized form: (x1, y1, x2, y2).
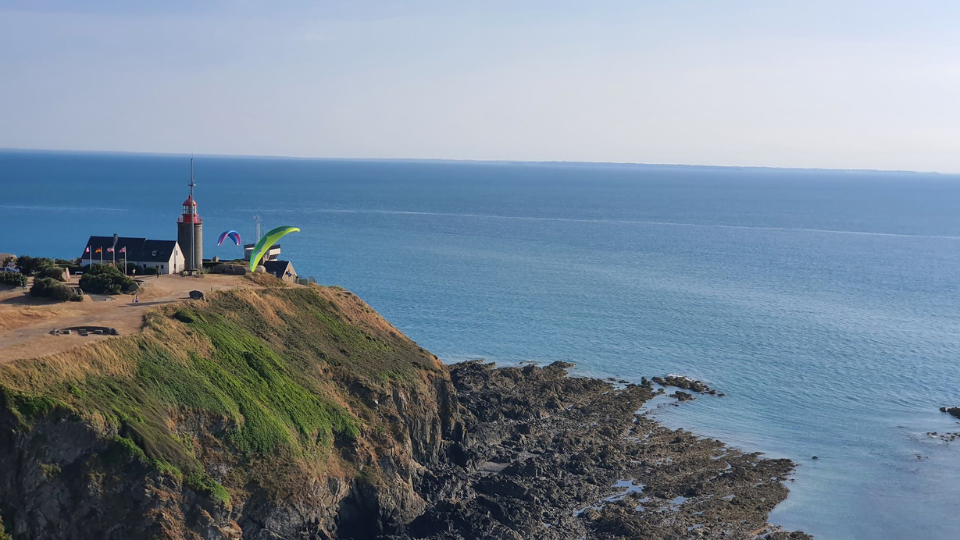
(189, 156, 197, 272)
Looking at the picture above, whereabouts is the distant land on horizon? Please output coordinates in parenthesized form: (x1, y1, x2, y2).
(0, 147, 954, 177)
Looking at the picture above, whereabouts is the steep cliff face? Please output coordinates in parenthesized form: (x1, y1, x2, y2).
(0, 284, 463, 539)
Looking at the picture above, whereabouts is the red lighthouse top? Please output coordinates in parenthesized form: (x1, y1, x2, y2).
(178, 196, 202, 223)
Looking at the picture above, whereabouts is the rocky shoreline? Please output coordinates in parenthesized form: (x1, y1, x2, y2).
(392, 361, 810, 539)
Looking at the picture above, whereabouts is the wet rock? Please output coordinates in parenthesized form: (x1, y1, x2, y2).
(652, 375, 713, 394)
(928, 432, 960, 443)
(671, 391, 695, 401)
(940, 407, 960, 419)
(395, 361, 810, 540)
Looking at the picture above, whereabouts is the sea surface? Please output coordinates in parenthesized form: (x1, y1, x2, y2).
(2, 150, 960, 539)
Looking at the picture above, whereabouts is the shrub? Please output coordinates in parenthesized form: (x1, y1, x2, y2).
(30, 277, 78, 302)
(0, 272, 27, 288)
(80, 264, 135, 295)
(16, 255, 54, 275)
(40, 266, 65, 281)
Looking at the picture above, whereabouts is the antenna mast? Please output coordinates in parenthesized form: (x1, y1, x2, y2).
(189, 156, 197, 272)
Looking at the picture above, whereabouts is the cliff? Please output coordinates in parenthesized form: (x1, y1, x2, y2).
(0, 283, 809, 539)
(0, 285, 461, 539)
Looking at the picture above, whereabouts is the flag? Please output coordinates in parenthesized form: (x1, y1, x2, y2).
(95, 247, 102, 254)
(84, 246, 90, 253)
(107, 247, 115, 253)
(119, 246, 126, 254)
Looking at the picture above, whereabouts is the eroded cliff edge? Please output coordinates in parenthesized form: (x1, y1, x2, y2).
(0, 284, 809, 539)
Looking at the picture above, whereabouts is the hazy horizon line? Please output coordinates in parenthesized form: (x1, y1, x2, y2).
(1, 146, 954, 177)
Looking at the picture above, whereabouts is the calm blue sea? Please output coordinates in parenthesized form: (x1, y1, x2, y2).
(2, 150, 960, 539)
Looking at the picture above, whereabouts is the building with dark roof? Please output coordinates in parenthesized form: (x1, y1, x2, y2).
(80, 236, 185, 275)
(262, 260, 297, 283)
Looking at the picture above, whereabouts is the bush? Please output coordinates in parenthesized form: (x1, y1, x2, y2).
(40, 266, 65, 281)
(16, 255, 54, 276)
(0, 272, 27, 288)
(30, 277, 78, 302)
(79, 264, 135, 295)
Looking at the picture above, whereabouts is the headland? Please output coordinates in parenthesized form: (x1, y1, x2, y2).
(0, 275, 810, 539)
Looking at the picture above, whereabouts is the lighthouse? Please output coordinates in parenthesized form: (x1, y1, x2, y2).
(177, 159, 203, 272)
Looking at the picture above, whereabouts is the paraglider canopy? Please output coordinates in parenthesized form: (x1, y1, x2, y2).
(217, 230, 242, 247)
(248, 226, 300, 272)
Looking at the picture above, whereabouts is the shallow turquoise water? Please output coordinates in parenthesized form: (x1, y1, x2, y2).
(2, 151, 960, 539)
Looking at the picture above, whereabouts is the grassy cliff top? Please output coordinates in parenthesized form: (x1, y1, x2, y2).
(0, 282, 447, 504)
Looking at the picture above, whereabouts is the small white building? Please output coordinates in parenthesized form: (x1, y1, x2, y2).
(244, 243, 282, 262)
(80, 236, 185, 275)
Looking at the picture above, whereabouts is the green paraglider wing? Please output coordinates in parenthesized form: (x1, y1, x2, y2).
(249, 226, 301, 272)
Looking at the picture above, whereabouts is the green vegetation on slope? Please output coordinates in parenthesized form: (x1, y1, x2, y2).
(142, 307, 360, 455)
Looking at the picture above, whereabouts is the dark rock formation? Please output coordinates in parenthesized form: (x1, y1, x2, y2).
(928, 432, 960, 443)
(652, 375, 717, 395)
(389, 361, 810, 540)
(940, 407, 960, 419)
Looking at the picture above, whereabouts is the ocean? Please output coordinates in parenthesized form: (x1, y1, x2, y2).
(2, 150, 959, 539)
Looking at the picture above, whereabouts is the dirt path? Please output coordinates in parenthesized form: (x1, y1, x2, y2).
(0, 274, 256, 363)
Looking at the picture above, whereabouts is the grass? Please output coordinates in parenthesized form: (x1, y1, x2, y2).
(0, 285, 441, 506)
(185, 472, 231, 507)
(39, 462, 61, 479)
(0, 511, 10, 540)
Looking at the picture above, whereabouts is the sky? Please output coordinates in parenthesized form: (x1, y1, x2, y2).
(1, 1, 959, 172)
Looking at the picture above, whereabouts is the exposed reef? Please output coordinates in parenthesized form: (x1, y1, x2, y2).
(394, 361, 809, 539)
(652, 375, 724, 397)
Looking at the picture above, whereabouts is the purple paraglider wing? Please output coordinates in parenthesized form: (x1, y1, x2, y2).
(218, 230, 241, 247)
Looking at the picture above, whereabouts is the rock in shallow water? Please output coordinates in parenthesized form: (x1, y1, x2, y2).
(652, 375, 718, 395)
(940, 406, 960, 419)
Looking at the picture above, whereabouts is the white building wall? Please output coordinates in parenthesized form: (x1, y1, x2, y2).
(132, 244, 185, 275)
(170, 243, 185, 274)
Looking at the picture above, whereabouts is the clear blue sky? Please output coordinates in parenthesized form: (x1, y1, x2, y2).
(2, 1, 959, 172)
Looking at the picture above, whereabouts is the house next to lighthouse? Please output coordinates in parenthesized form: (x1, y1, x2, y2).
(79, 159, 204, 275)
(79, 237, 184, 275)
